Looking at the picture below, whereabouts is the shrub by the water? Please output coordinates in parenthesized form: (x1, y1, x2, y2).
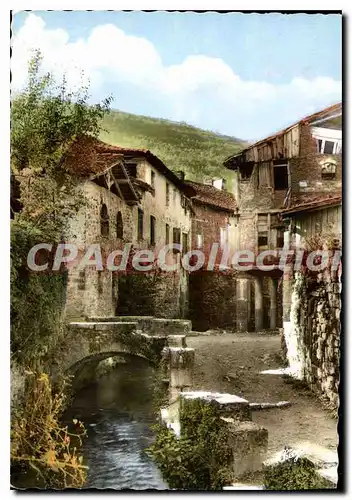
(147, 399, 233, 490)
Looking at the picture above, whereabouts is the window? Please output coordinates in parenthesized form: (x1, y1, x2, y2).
(137, 208, 144, 240)
(257, 214, 268, 250)
(78, 270, 85, 291)
(100, 204, 109, 237)
(127, 163, 137, 178)
(239, 163, 254, 180)
(312, 127, 342, 155)
(324, 141, 335, 154)
(273, 163, 288, 190)
(257, 214, 268, 231)
(97, 271, 103, 295)
(173, 188, 177, 205)
(258, 233, 268, 249)
(166, 182, 170, 206)
(151, 170, 156, 189)
(196, 234, 203, 249)
(150, 215, 156, 246)
(116, 211, 123, 239)
(316, 139, 341, 154)
(220, 226, 229, 249)
(173, 227, 181, 251)
(182, 232, 188, 255)
(165, 224, 170, 245)
(277, 231, 284, 249)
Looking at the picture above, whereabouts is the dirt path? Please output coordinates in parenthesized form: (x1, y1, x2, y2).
(187, 333, 338, 458)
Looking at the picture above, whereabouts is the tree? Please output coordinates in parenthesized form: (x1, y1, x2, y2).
(11, 50, 113, 362)
(11, 50, 113, 238)
(10, 50, 113, 489)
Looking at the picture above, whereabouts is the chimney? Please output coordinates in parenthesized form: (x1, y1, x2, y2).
(177, 170, 185, 182)
(212, 178, 226, 190)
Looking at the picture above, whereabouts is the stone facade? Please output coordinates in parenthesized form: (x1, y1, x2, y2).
(65, 179, 133, 319)
(223, 103, 342, 334)
(65, 143, 194, 321)
(185, 182, 239, 330)
(289, 122, 342, 198)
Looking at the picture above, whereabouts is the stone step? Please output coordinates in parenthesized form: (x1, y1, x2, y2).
(181, 391, 252, 421)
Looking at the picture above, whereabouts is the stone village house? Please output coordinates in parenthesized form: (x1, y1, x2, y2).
(223, 102, 342, 403)
(280, 193, 342, 405)
(61, 136, 196, 321)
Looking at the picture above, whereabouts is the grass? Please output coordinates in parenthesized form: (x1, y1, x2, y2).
(99, 109, 246, 186)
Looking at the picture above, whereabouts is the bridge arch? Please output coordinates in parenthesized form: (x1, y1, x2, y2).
(68, 349, 155, 377)
(59, 322, 167, 381)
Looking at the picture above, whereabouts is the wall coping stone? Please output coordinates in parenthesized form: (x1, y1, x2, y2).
(181, 391, 249, 405)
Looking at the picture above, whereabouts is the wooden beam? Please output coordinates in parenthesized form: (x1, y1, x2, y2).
(104, 171, 114, 190)
(109, 167, 125, 201)
(114, 179, 130, 184)
(119, 161, 140, 202)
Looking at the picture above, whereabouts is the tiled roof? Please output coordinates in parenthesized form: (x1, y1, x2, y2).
(224, 102, 342, 165)
(63, 135, 195, 197)
(185, 181, 237, 212)
(282, 192, 342, 216)
(63, 135, 124, 176)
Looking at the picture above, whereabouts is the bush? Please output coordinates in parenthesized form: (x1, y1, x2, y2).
(11, 371, 87, 489)
(147, 399, 233, 490)
(263, 457, 332, 490)
(11, 219, 68, 366)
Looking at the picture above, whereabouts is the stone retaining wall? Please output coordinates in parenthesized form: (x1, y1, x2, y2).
(284, 268, 340, 406)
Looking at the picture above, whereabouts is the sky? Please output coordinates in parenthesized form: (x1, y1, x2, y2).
(11, 11, 342, 141)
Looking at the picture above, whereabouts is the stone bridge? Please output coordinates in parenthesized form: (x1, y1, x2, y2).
(55, 316, 195, 391)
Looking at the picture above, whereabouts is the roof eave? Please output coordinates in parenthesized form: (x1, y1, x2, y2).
(282, 199, 342, 217)
(223, 102, 342, 167)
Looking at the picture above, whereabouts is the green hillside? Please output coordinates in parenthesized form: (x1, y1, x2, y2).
(99, 110, 245, 185)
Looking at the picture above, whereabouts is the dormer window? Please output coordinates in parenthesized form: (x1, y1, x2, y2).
(151, 170, 155, 189)
(312, 126, 342, 155)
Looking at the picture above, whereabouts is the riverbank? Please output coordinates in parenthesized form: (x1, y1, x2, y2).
(187, 333, 338, 459)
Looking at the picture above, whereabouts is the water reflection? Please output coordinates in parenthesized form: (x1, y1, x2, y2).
(64, 356, 168, 490)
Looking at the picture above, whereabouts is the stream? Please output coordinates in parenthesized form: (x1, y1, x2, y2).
(65, 357, 168, 490)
